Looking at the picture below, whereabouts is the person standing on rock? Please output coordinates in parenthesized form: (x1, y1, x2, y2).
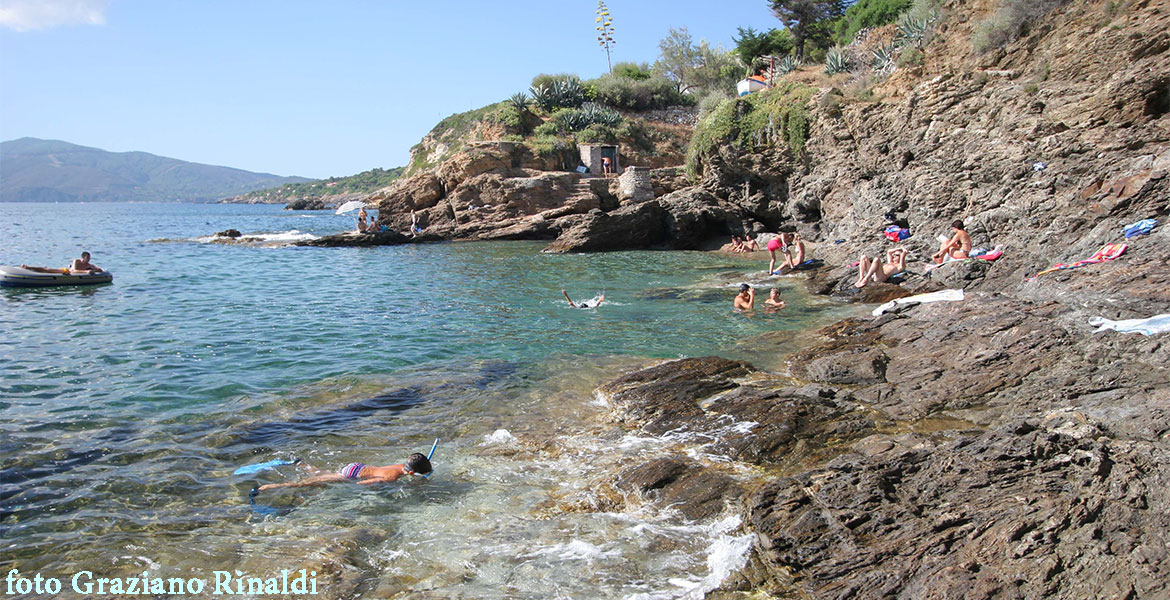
(357, 208, 369, 233)
(602, 155, 613, 175)
(734, 283, 755, 311)
(932, 220, 972, 264)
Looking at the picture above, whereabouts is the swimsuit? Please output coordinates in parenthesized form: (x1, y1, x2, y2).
(339, 462, 366, 480)
(767, 238, 781, 252)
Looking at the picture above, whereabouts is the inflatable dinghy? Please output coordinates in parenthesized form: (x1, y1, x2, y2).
(0, 265, 114, 288)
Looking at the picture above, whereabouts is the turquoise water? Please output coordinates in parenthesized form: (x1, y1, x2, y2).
(0, 203, 853, 598)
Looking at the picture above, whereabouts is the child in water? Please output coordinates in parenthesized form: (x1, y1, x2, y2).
(764, 288, 786, 309)
(254, 453, 432, 492)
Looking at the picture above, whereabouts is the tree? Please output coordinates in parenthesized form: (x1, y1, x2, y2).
(655, 27, 742, 97)
(770, 0, 848, 61)
(733, 26, 795, 65)
(596, 1, 616, 73)
(655, 27, 702, 94)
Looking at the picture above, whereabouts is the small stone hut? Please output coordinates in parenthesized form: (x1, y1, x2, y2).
(579, 144, 619, 175)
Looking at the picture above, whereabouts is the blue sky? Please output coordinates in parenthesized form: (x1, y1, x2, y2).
(1, 0, 777, 179)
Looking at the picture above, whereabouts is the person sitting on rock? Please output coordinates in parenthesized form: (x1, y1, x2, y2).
(742, 235, 759, 252)
(729, 236, 745, 252)
(22, 251, 102, 274)
(932, 220, 972, 264)
(769, 233, 806, 273)
(733, 283, 755, 311)
(763, 287, 786, 309)
(253, 453, 432, 494)
(855, 248, 908, 288)
(563, 289, 605, 309)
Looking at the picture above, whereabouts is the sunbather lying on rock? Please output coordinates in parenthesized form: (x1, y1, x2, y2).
(855, 248, 907, 288)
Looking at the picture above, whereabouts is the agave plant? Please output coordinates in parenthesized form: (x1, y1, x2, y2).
(530, 84, 556, 111)
(509, 92, 530, 112)
(825, 46, 850, 75)
(775, 54, 798, 76)
(895, 11, 938, 49)
(871, 43, 897, 75)
(580, 102, 622, 127)
(552, 78, 587, 109)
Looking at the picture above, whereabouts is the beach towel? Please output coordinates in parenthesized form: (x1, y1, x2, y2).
(923, 247, 1002, 273)
(1032, 243, 1127, 278)
(1088, 314, 1170, 336)
(872, 288, 965, 316)
(1122, 219, 1157, 238)
(884, 226, 911, 242)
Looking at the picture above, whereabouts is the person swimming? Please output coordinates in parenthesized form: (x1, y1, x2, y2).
(563, 289, 605, 309)
(253, 452, 432, 493)
(733, 283, 755, 311)
(763, 287, 786, 309)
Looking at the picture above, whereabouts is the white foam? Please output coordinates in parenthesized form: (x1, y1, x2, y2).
(480, 429, 518, 446)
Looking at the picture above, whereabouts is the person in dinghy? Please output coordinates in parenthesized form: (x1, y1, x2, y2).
(22, 251, 103, 274)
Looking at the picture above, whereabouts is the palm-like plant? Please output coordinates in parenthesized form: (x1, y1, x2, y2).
(775, 54, 798, 76)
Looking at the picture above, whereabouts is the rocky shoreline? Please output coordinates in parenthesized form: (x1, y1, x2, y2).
(279, 0, 1169, 594)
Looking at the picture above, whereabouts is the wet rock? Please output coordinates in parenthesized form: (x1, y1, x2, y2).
(215, 229, 242, 238)
(615, 457, 742, 521)
(598, 356, 755, 434)
(282, 199, 329, 210)
(296, 230, 411, 247)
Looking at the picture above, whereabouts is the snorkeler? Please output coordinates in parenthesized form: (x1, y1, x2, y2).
(563, 289, 605, 309)
(253, 453, 432, 492)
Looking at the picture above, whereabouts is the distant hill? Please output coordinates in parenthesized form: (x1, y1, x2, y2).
(0, 137, 311, 202)
(222, 166, 405, 206)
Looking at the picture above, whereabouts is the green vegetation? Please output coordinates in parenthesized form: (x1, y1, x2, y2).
(586, 72, 693, 110)
(972, 0, 1071, 53)
(230, 167, 403, 204)
(897, 46, 924, 68)
(686, 81, 816, 176)
(733, 27, 795, 64)
(824, 45, 850, 74)
(834, 0, 912, 44)
(769, 0, 848, 61)
(654, 27, 743, 98)
(530, 77, 587, 111)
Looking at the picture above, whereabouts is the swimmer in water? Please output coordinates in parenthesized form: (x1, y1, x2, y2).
(733, 283, 755, 311)
(563, 289, 605, 309)
(253, 453, 432, 492)
(763, 287, 786, 309)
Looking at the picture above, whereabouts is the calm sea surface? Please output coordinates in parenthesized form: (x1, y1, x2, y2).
(0, 202, 855, 599)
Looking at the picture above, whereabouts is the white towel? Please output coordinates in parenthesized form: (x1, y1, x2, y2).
(1088, 314, 1170, 336)
(873, 289, 965, 317)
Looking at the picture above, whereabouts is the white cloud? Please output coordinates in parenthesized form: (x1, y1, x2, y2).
(0, 0, 109, 32)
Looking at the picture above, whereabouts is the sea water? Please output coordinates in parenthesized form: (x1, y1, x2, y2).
(0, 202, 854, 599)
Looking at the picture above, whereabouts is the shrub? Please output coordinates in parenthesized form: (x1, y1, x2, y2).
(532, 121, 560, 137)
(488, 105, 527, 131)
(528, 134, 572, 158)
(588, 73, 691, 110)
(531, 73, 579, 91)
(897, 47, 924, 68)
(972, 0, 1071, 53)
(577, 123, 620, 144)
(698, 90, 732, 117)
(825, 46, 850, 75)
(686, 82, 816, 176)
(835, 0, 913, 45)
(612, 61, 653, 80)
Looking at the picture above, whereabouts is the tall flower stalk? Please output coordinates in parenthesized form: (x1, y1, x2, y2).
(596, 1, 616, 73)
